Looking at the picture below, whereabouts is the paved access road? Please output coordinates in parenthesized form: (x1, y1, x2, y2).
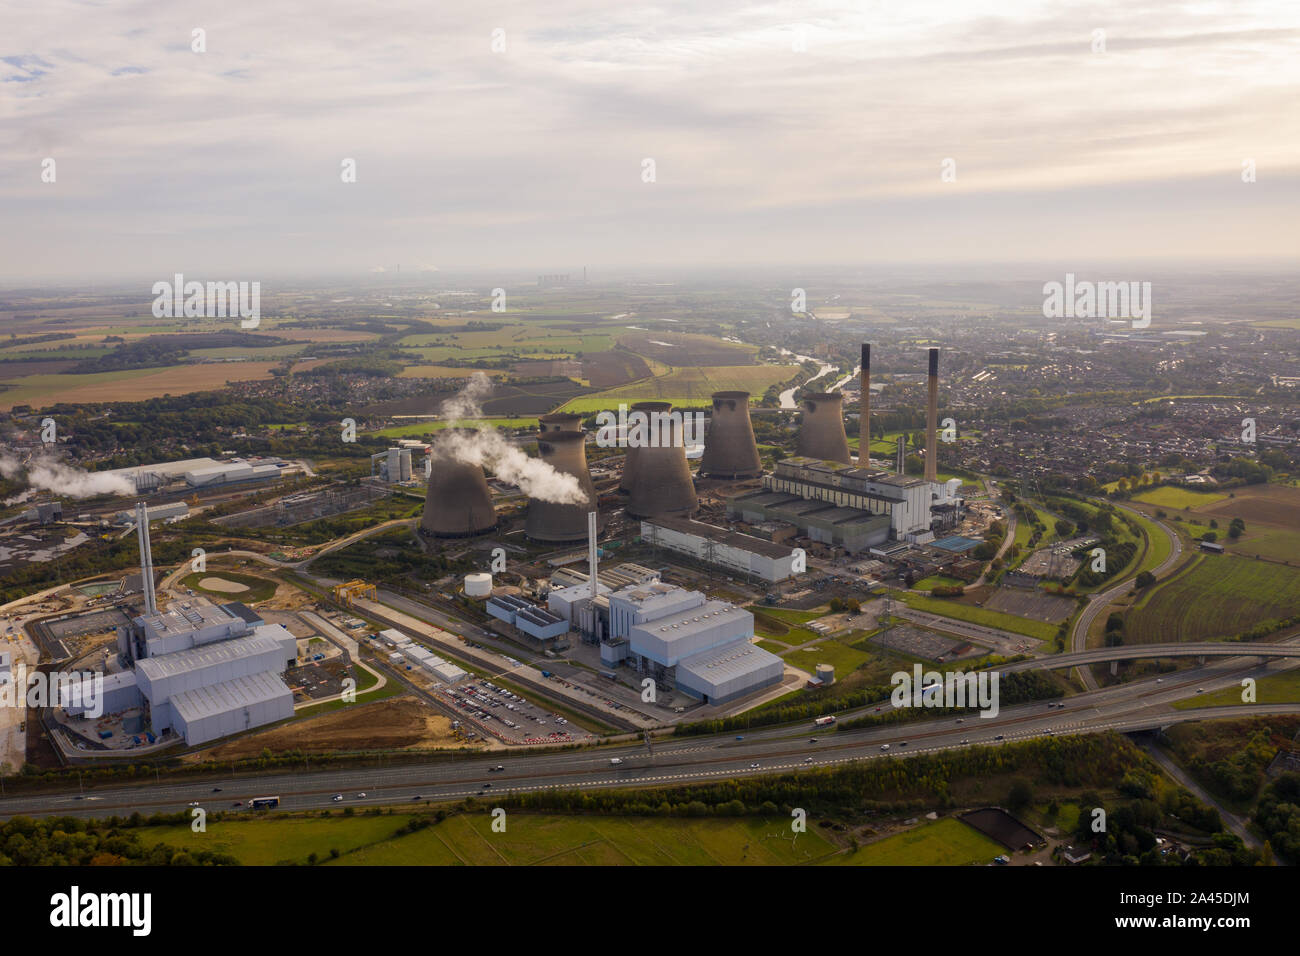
(1069, 501, 1184, 689)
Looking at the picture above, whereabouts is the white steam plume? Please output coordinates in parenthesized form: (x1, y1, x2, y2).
(0, 451, 136, 504)
(437, 373, 587, 506)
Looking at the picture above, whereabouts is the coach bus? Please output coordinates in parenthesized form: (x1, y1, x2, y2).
(248, 796, 281, 810)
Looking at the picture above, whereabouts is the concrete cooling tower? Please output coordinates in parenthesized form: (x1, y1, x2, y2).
(539, 411, 584, 434)
(619, 401, 673, 494)
(796, 392, 851, 464)
(420, 429, 498, 537)
(698, 391, 762, 479)
(626, 414, 699, 519)
(525, 429, 600, 543)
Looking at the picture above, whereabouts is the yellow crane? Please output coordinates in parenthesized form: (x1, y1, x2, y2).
(331, 580, 376, 605)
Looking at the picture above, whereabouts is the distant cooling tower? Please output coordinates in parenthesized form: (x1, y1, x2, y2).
(420, 429, 498, 537)
(526, 430, 600, 543)
(925, 348, 939, 482)
(796, 392, 851, 464)
(698, 391, 762, 479)
(626, 414, 698, 519)
(619, 401, 673, 494)
(539, 411, 584, 434)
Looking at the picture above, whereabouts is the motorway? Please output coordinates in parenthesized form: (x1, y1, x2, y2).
(3, 651, 1296, 821)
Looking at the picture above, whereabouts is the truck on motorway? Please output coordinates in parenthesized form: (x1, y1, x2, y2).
(609, 757, 624, 766)
(813, 715, 837, 727)
(248, 796, 281, 809)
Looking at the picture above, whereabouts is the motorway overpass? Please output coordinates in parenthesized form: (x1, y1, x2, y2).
(1002, 641, 1300, 672)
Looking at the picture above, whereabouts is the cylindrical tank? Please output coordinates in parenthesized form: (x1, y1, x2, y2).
(464, 572, 493, 597)
(796, 392, 851, 463)
(525, 430, 600, 543)
(420, 429, 498, 537)
(626, 412, 698, 518)
(698, 391, 762, 479)
(619, 401, 673, 494)
(539, 412, 585, 434)
(817, 663, 835, 685)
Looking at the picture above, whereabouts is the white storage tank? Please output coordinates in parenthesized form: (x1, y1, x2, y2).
(465, 572, 493, 598)
(816, 663, 835, 685)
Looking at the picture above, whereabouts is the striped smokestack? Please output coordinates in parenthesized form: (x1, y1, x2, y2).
(925, 347, 939, 482)
(858, 344, 871, 469)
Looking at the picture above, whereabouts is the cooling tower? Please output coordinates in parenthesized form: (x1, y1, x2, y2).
(420, 429, 498, 537)
(626, 414, 698, 518)
(698, 391, 762, 479)
(539, 411, 584, 434)
(619, 401, 673, 494)
(796, 392, 851, 464)
(526, 430, 600, 543)
(858, 344, 871, 469)
(925, 348, 939, 482)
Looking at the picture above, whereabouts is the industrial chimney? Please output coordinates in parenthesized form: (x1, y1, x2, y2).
(698, 391, 762, 479)
(135, 501, 157, 616)
(526, 430, 601, 543)
(857, 344, 871, 469)
(796, 392, 851, 464)
(539, 411, 584, 434)
(619, 401, 673, 494)
(420, 429, 498, 537)
(626, 413, 698, 518)
(925, 347, 939, 482)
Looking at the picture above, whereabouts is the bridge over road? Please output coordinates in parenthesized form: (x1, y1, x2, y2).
(1000, 641, 1300, 673)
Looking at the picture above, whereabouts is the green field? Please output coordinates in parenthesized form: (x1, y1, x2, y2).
(1124, 555, 1300, 643)
(1132, 486, 1227, 510)
(180, 570, 279, 603)
(914, 575, 965, 591)
(826, 817, 1005, 866)
(370, 418, 535, 438)
(785, 640, 874, 676)
(1171, 669, 1300, 709)
(134, 815, 417, 865)
(558, 365, 798, 413)
(898, 592, 1058, 642)
(136, 810, 850, 865)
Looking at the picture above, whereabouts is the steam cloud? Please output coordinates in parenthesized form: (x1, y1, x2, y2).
(0, 451, 136, 505)
(438, 373, 588, 506)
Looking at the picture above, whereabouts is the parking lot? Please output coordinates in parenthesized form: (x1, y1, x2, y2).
(440, 677, 595, 746)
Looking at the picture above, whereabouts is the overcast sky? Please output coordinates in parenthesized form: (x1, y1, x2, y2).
(2, 0, 1297, 280)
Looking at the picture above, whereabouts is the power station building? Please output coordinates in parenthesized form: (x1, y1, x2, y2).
(61, 504, 298, 747)
(727, 458, 962, 552)
(597, 583, 782, 705)
(640, 516, 799, 582)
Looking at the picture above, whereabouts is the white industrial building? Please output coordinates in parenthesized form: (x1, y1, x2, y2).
(101, 456, 287, 494)
(600, 583, 783, 705)
(640, 516, 799, 582)
(168, 671, 295, 746)
(378, 628, 467, 684)
(184, 459, 282, 488)
(114, 501, 190, 526)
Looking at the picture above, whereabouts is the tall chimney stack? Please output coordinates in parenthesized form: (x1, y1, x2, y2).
(135, 501, 157, 616)
(924, 347, 939, 482)
(858, 344, 871, 468)
(897, 435, 905, 475)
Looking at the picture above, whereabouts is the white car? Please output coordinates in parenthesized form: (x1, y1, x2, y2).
(880, 744, 890, 751)
(331, 793, 343, 802)
(356, 792, 367, 798)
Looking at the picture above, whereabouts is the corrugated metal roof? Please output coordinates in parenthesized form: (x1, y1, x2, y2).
(137, 634, 281, 680)
(169, 670, 291, 723)
(678, 641, 782, 682)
